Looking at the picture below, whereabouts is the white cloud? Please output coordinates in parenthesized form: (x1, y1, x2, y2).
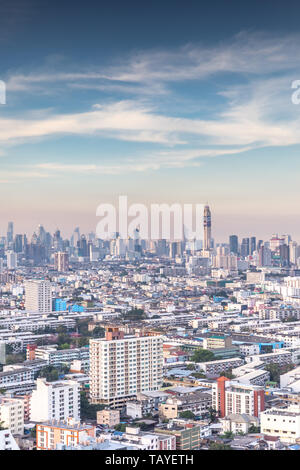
(2, 31, 300, 179)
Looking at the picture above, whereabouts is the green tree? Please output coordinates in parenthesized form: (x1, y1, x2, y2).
(283, 316, 298, 323)
(57, 325, 68, 334)
(30, 425, 36, 438)
(114, 423, 127, 432)
(36, 365, 69, 382)
(186, 364, 196, 370)
(209, 442, 232, 450)
(57, 333, 70, 345)
(122, 309, 146, 320)
(265, 363, 295, 384)
(77, 337, 90, 347)
(179, 410, 196, 420)
(5, 353, 26, 365)
(221, 431, 234, 439)
(219, 369, 234, 379)
(92, 327, 105, 338)
(58, 343, 71, 350)
(191, 349, 215, 363)
(80, 392, 105, 420)
(192, 372, 206, 379)
(248, 424, 260, 433)
(208, 407, 218, 424)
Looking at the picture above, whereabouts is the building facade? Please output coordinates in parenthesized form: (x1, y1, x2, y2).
(89, 327, 163, 408)
(30, 378, 80, 422)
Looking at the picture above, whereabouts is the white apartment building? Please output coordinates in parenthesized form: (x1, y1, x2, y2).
(239, 343, 260, 356)
(261, 406, 300, 443)
(212, 378, 265, 418)
(33, 345, 89, 369)
(90, 327, 163, 408)
(0, 367, 34, 390)
(0, 398, 24, 435)
(245, 349, 293, 366)
(280, 366, 300, 392)
(30, 378, 80, 422)
(25, 280, 52, 313)
(196, 357, 244, 375)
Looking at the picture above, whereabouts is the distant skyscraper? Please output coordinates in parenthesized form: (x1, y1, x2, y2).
(289, 241, 298, 265)
(257, 240, 264, 252)
(7, 222, 13, 247)
(72, 227, 80, 248)
(203, 205, 211, 251)
(229, 235, 238, 254)
(241, 238, 250, 258)
(14, 234, 24, 253)
(250, 237, 256, 255)
(279, 244, 290, 267)
(259, 245, 272, 267)
(78, 235, 88, 257)
(37, 225, 46, 245)
(6, 251, 17, 270)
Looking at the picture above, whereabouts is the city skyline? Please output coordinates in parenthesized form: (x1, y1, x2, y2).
(0, 215, 299, 244)
(1, 1, 300, 239)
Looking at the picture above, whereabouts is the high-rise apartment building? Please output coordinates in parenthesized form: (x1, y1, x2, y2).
(90, 327, 163, 408)
(25, 280, 52, 313)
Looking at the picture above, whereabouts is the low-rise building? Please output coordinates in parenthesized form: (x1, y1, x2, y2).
(97, 409, 120, 427)
(159, 391, 212, 419)
(154, 420, 208, 450)
(220, 413, 259, 434)
(261, 406, 300, 443)
(36, 418, 95, 450)
(197, 357, 244, 376)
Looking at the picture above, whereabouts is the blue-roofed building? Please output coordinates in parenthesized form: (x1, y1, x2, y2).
(53, 298, 67, 312)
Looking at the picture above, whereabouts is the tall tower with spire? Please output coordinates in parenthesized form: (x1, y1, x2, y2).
(203, 205, 211, 251)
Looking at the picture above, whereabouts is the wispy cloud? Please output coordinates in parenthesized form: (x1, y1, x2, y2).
(5, 31, 300, 91)
(2, 31, 300, 180)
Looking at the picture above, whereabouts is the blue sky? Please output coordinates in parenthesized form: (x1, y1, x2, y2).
(1, 0, 300, 241)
